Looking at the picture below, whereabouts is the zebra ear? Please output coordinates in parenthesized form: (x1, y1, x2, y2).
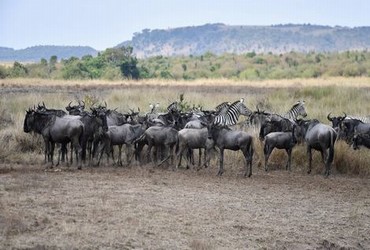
(240, 98, 244, 103)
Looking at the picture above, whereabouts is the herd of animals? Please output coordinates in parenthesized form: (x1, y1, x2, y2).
(23, 98, 370, 178)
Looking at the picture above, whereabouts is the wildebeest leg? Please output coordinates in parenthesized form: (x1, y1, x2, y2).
(49, 142, 55, 167)
(307, 146, 312, 174)
(60, 143, 67, 163)
(202, 148, 208, 168)
(158, 145, 171, 167)
(198, 149, 202, 167)
(117, 144, 123, 166)
(285, 148, 292, 171)
(218, 148, 224, 176)
(176, 145, 186, 169)
(264, 144, 273, 172)
(185, 149, 193, 169)
(243, 147, 253, 177)
(69, 143, 74, 165)
(146, 143, 153, 164)
(70, 138, 82, 169)
(57, 144, 62, 166)
(319, 149, 329, 177)
(323, 149, 330, 177)
(126, 144, 134, 167)
(189, 149, 195, 165)
(135, 142, 145, 165)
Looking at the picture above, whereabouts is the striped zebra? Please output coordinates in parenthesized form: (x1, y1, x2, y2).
(215, 101, 231, 114)
(271, 100, 307, 122)
(347, 115, 370, 124)
(213, 98, 252, 126)
(249, 100, 307, 128)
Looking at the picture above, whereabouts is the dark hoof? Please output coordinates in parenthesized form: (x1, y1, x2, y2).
(78, 166, 82, 170)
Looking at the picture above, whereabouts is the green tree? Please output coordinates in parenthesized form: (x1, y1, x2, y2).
(49, 55, 57, 71)
(101, 46, 140, 79)
(10, 62, 28, 77)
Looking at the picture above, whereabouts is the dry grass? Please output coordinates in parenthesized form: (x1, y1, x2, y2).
(2, 76, 370, 88)
(1, 78, 370, 175)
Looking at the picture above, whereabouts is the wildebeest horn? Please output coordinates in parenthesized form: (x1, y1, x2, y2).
(339, 112, 347, 122)
(68, 101, 72, 108)
(327, 112, 333, 121)
(81, 100, 85, 108)
(104, 101, 107, 108)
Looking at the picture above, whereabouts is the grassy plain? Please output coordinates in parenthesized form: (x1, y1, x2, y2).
(1, 77, 370, 249)
(1, 77, 370, 175)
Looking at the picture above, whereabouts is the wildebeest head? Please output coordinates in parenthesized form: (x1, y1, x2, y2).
(23, 109, 53, 134)
(23, 108, 35, 133)
(91, 107, 108, 132)
(327, 112, 347, 128)
(66, 101, 85, 115)
(249, 109, 271, 128)
(36, 102, 66, 117)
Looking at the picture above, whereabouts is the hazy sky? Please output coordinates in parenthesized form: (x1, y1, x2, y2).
(1, 0, 369, 50)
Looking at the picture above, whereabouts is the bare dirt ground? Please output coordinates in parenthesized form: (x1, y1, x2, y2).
(1, 79, 370, 249)
(1, 163, 369, 250)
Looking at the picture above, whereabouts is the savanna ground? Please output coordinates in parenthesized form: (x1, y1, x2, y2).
(1, 78, 370, 249)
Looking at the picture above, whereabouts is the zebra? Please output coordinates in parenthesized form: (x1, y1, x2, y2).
(215, 101, 231, 114)
(249, 100, 307, 129)
(279, 100, 307, 122)
(213, 98, 252, 126)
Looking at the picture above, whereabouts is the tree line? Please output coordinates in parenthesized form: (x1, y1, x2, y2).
(1, 46, 369, 80)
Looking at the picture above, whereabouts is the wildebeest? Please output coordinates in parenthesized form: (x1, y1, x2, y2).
(97, 123, 146, 166)
(259, 117, 294, 140)
(352, 133, 370, 150)
(250, 100, 307, 128)
(207, 124, 254, 177)
(66, 101, 85, 115)
(176, 128, 214, 170)
(23, 109, 84, 169)
(263, 125, 300, 172)
(36, 102, 67, 117)
(327, 112, 347, 129)
(135, 125, 179, 167)
(339, 118, 370, 143)
(296, 119, 337, 177)
(79, 108, 108, 162)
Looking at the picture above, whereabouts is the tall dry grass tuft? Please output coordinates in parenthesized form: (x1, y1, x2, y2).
(334, 140, 370, 176)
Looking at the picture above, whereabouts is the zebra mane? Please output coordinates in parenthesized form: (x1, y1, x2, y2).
(215, 102, 230, 112)
(290, 100, 304, 110)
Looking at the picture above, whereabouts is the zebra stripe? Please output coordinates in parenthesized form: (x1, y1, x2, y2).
(215, 102, 231, 114)
(347, 116, 370, 123)
(213, 99, 252, 126)
(271, 100, 307, 122)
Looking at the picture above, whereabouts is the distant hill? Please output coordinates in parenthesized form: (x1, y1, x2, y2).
(0, 45, 98, 62)
(117, 23, 370, 58)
